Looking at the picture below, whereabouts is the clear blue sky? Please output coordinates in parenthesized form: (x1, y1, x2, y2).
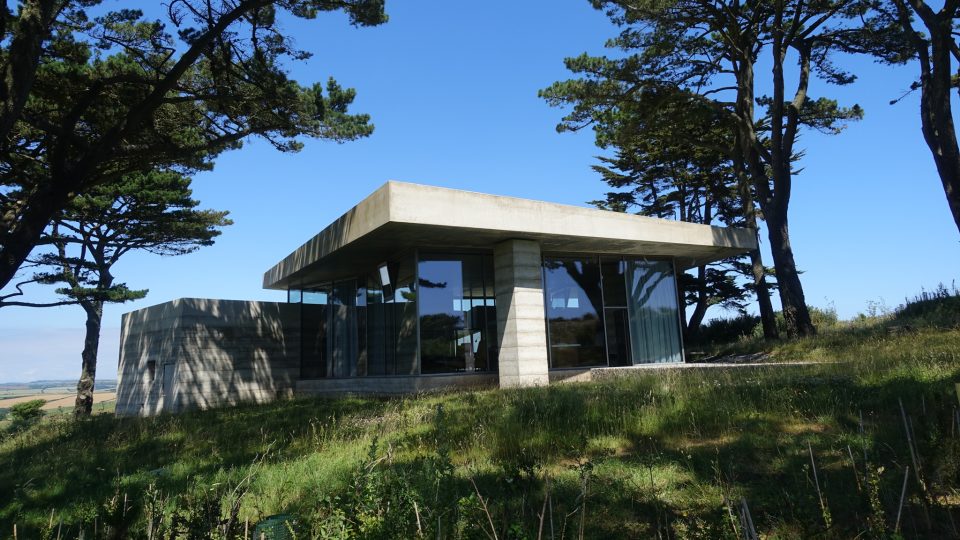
(1, 0, 957, 382)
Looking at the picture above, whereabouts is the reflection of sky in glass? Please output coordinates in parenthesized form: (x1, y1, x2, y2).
(303, 290, 328, 305)
(544, 260, 598, 320)
(419, 260, 464, 322)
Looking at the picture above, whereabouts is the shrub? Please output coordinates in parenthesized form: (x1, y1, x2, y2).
(808, 305, 839, 329)
(893, 282, 960, 328)
(688, 313, 759, 346)
(8, 399, 45, 431)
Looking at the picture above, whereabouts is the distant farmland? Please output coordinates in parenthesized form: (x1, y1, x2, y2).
(0, 380, 117, 414)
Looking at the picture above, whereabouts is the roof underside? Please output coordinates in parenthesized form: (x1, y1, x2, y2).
(263, 182, 757, 290)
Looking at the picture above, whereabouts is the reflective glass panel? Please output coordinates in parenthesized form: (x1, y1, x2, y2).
(363, 254, 418, 375)
(626, 260, 683, 363)
(328, 280, 358, 377)
(418, 254, 496, 373)
(393, 256, 418, 375)
(300, 284, 330, 378)
(543, 257, 606, 368)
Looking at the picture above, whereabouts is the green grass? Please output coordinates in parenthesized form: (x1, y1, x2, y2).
(1, 301, 959, 538)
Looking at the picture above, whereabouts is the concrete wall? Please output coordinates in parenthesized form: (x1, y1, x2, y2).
(296, 373, 497, 396)
(116, 298, 499, 415)
(116, 299, 301, 416)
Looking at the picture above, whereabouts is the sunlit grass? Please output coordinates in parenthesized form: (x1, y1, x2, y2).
(1, 301, 959, 537)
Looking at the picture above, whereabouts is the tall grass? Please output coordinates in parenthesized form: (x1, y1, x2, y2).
(1, 294, 959, 538)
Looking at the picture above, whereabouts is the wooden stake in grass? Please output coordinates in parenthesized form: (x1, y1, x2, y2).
(808, 442, 831, 528)
(470, 477, 499, 540)
(895, 466, 910, 533)
(13, 523, 17, 540)
(413, 500, 423, 538)
(739, 498, 758, 540)
(899, 398, 933, 529)
(537, 478, 551, 540)
(723, 496, 740, 539)
(899, 399, 929, 497)
(846, 444, 862, 492)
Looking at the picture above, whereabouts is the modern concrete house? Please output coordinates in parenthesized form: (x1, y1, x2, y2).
(115, 182, 755, 415)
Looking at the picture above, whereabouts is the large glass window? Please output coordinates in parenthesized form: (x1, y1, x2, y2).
(328, 280, 359, 378)
(294, 254, 419, 379)
(543, 255, 683, 368)
(626, 260, 683, 363)
(365, 255, 419, 376)
(601, 258, 632, 367)
(418, 253, 497, 374)
(300, 284, 331, 378)
(543, 257, 606, 368)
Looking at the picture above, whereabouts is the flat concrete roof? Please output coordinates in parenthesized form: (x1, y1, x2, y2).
(263, 181, 757, 290)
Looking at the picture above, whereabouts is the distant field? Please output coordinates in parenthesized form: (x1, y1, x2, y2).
(0, 391, 116, 411)
(0, 390, 39, 400)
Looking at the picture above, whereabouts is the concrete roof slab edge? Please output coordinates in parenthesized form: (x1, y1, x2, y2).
(262, 181, 758, 289)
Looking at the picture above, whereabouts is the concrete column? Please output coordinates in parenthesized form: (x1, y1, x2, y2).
(493, 239, 550, 388)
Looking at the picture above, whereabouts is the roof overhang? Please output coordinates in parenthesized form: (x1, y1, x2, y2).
(263, 181, 758, 290)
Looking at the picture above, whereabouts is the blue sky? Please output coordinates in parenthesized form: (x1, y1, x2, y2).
(1, 1, 957, 382)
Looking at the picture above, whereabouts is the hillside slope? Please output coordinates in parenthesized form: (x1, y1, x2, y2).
(2, 300, 959, 539)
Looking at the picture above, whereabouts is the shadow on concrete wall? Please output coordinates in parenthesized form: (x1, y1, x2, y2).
(117, 299, 301, 416)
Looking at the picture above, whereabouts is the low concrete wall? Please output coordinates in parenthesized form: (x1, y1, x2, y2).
(296, 373, 497, 396)
(116, 298, 301, 416)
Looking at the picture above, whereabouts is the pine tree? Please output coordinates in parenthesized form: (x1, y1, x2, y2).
(1, 170, 230, 416)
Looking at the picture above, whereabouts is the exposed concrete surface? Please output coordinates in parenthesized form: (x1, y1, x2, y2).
(264, 181, 758, 289)
(116, 299, 300, 416)
(296, 373, 497, 396)
(494, 239, 550, 388)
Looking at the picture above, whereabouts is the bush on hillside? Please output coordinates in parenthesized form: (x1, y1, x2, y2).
(688, 313, 759, 347)
(893, 282, 960, 328)
(689, 305, 840, 348)
(8, 400, 45, 431)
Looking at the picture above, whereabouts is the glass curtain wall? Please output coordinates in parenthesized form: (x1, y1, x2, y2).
(300, 286, 330, 378)
(293, 254, 419, 378)
(625, 260, 683, 364)
(543, 255, 683, 368)
(364, 257, 418, 375)
(600, 258, 632, 367)
(543, 257, 606, 368)
(417, 253, 497, 373)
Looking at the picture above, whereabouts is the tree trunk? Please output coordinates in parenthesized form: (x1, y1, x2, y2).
(920, 26, 960, 235)
(765, 211, 815, 337)
(686, 265, 709, 338)
(736, 156, 779, 340)
(74, 300, 103, 417)
(0, 178, 74, 290)
(732, 23, 815, 338)
(748, 246, 779, 339)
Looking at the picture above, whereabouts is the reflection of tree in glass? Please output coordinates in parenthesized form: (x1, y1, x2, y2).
(629, 263, 670, 310)
(553, 259, 605, 316)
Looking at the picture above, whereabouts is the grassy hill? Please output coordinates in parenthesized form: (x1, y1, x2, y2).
(1, 293, 958, 539)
